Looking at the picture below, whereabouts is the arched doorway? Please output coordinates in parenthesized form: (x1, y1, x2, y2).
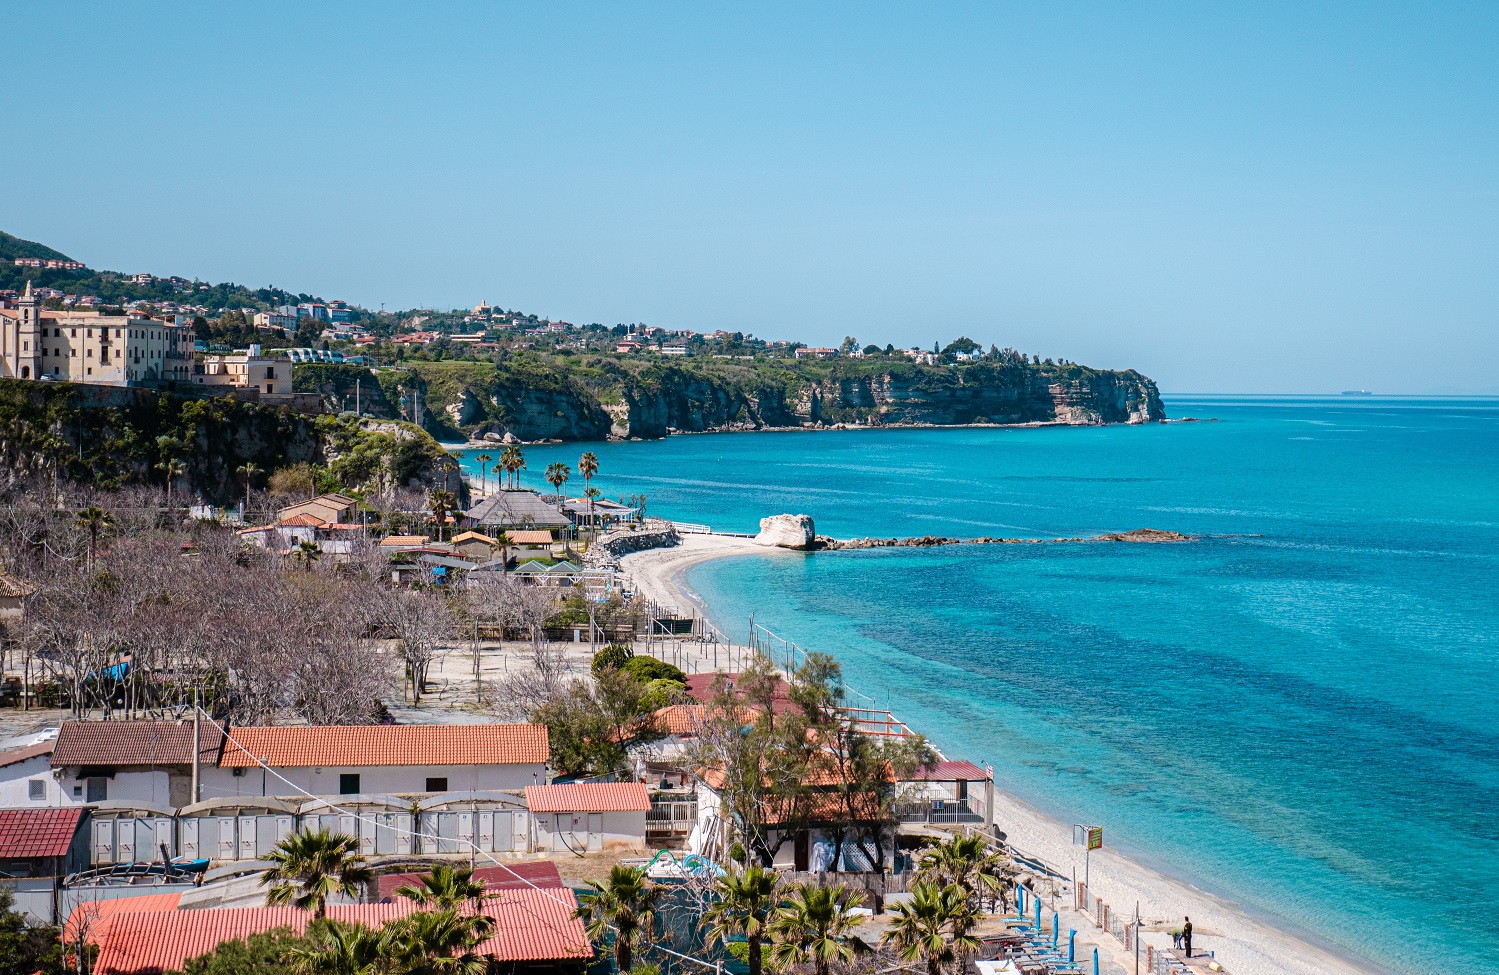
(20, 366, 29, 378)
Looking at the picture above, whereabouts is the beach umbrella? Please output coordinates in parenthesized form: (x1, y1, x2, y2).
(1069, 930, 1076, 963)
(1093, 948, 1099, 975)
(1052, 912, 1059, 946)
(1034, 897, 1041, 932)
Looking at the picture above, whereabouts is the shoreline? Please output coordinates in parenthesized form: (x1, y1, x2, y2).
(618, 535, 1393, 975)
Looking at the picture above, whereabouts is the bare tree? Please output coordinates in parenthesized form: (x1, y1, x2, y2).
(377, 588, 455, 705)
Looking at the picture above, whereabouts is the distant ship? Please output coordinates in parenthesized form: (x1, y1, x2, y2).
(1340, 389, 1373, 396)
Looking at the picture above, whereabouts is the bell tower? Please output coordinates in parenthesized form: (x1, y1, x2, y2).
(13, 281, 42, 380)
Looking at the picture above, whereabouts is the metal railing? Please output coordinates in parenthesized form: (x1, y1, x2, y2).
(896, 798, 985, 824)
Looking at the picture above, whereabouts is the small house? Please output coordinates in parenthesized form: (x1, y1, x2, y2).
(0, 807, 89, 923)
(278, 493, 359, 525)
(525, 781, 650, 854)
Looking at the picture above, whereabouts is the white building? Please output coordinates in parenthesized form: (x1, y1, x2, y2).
(525, 782, 650, 854)
(203, 723, 549, 800)
(0, 738, 62, 806)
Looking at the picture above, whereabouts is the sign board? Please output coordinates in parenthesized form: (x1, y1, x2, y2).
(1087, 826, 1103, 851)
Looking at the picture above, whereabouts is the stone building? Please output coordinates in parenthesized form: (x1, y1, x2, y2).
(0, 282, 193, 386)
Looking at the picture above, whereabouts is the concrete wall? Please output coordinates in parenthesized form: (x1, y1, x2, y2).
(51, 768, 181, 807)
(0, 754, 66, 806)
(198, 762, 545, 800)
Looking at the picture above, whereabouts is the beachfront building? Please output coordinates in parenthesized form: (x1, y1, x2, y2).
(524, 782, 651, 854)
(49, 720, 223, 808)
(203, 723, 549, 799)
(0, 808, 90, 923)
(0, 283, 193, 385)
(463, 490, 571, 532)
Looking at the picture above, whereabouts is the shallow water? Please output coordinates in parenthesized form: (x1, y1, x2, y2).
(459, 396, 1499, 974)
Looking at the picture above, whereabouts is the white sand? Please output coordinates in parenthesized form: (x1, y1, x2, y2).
(620, 536, 1390, 975)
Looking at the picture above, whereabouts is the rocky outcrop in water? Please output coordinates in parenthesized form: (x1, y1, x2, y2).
(818, 528, 1195, 549)
(756, 514, 817, 549)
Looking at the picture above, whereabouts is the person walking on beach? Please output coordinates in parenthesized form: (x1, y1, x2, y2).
(1182, 917, 1193, 958)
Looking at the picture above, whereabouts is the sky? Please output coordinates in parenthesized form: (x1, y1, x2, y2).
(5, 2, 1498, 394)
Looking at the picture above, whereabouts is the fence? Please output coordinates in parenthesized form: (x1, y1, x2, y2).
(896, 798, 985, 825)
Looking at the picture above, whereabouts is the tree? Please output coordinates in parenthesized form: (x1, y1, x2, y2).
(0, 888, 64, 975)
(270, 464, 317, 499)
(500, 446, 524, 489)
(395, 863, 487, 909)
(768, 883, 868, 975)
(182, 929, 304, 975)
(381, 908, 494, 975)
(259, 828, 374, 920)
(74, 506, 113, 572)
(839, 336, 859, 355)
(880, 882, 979, 975)
(578, 452, 599, 527)
(574, 865, 660, 973)
(915, 835, 1011, 905)
(704, 866, 779, 975)
(295, 539, 322, 571)
(534, 668, 667, 778)
(156, 457, 187, 510)
(237, 462, 263, 516)
(428, 489, 456, 542)
(379, 588, 454, 705)
(544, 462, 570, 504)
(474, 454, 493, 495)
(288, 921, 386, 975)
(491, 530, 512, 574)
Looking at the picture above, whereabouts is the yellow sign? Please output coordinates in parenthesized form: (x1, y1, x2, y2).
(1087, 827, 1103, 851)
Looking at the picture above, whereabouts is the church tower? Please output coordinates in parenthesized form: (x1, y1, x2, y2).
(12, 281, 43, 380)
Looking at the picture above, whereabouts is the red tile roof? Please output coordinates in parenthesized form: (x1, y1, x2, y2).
(94, 890, 590, 974)
(905, 760, 988, 782)
(525, 781, 651, 813)
(653, 704, 706, 736)
(219, 724, 548, 768)
(375, 860, 563, 901)
(275, 513, 326, 527)
(684, 672, 796, 714)
(0, 807, 82, 857)
(66, 892, 183, 944)
(52, 720, 224, 768)
(0, 738, 56, 768)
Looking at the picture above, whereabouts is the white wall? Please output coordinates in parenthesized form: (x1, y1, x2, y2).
(533, 809, 646, 853)
(0, 755, 66, 806)
(55, 769, 177, 807)
(198, 762, 545, 800)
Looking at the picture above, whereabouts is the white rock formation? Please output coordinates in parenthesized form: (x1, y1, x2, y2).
(755, 514, 816, 549)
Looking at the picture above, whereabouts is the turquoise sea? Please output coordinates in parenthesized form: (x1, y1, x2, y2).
(459, 396, 1499, 975)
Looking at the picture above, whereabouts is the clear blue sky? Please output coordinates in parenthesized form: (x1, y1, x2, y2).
(7, 2, 1498, 393)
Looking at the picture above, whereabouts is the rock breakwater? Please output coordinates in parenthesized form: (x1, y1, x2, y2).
(818, 527, 1196, 550)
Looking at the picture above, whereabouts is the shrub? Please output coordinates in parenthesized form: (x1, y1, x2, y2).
(591, 642, 635, 673)
(620, 655, 686, 685)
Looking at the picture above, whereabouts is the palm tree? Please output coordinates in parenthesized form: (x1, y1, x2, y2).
(428, 489, 456, 542)
(492, 530, 512, 575)
(916, 835, 1011, 907)
(705, 866, 780, 975)
(236, 461, 263, 518)
(574, 865, 660, 973)
(75, 506, 113, 572)
(544, 462, 570, 505)
(578, 451, 599, 523)
(289, 920, 386, 975)
(155, 457, 187, 511)
(768, 883, 869, 975)
(395, 863, 487, 909)
(383, 907, 494, 975)
(295, 539, 322, 571)
(880, 882, 979, 975)
(583, 487, 603, 533)
(474, 453, 493, 496)
(500, 445, 524, 489)
(259, 828, 373, 920)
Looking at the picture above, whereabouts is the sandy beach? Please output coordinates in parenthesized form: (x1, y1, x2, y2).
(619, 535, 1388, 975)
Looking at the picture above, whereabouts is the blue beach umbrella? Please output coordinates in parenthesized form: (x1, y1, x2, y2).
(1052, 912, 1059, 946)
(1069, 930, 1076, 963)
(1093, 948, 1099, 975)
(1034, 897, 1041, 932)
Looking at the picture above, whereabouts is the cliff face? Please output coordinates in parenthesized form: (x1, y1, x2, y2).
(606, 366, 1164, 437)
(329, 357, 1164, 443)
(0, 379, 462, 504)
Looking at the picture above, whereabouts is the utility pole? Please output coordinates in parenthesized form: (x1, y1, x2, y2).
(191, 688, 201, 804)
(355, 377, 360, 416)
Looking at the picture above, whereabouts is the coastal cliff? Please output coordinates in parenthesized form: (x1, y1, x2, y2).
(373, 356, 1164, 442)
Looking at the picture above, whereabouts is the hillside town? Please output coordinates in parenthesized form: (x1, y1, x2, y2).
(0, 450, 1176, 975)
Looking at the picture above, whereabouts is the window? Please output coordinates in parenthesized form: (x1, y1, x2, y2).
(339, 773, 361, 795)
(266, 367, 275, 378)
(72, 784, 82, 798)
(86, 777, 108, 802)
(28, 779, 45, 801)
(425, 777, 448, 792)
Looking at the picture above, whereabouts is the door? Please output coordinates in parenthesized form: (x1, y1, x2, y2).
(180, 819, 199, 859)
(275, 816, 294, 845)
(587, 813, 603, 852)
(92, 819, 114, 865)
(238, 817, 256, 859)
(154, 818, 174, 860)
(492, 812, 511, 852)
(394, 814, 412, 855)
(515, 812, 530, 852)
(458, 813, 474, 853)
(478, 813, 494, 852)
(217, 818, 237, 860)
(117, 820, 136, 863)
(358, 816, 376, 856)
(794, 831, 810, 872)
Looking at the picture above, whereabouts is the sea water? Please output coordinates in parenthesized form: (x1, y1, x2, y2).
(459, 396, 1499, 974)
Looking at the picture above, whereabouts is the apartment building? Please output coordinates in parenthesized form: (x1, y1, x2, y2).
(194, 344, 293, 397)
(0, 283, 193, 385)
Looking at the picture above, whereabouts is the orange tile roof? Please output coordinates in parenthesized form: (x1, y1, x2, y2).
(275, 513, 326, 527)
(218, 723, 548, 768)
(0, 738, 56, 768)
(525, 781, 651, 813)
(653, 704, 706, 736)
(66, 892, 183, 945)
(95, 891, 590, 974)
(0, 807, 82, 857)
(380, 534, 430, 547)
(502, 529, 555, 545)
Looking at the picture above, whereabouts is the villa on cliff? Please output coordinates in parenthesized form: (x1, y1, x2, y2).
(0, 282, 193, 386)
